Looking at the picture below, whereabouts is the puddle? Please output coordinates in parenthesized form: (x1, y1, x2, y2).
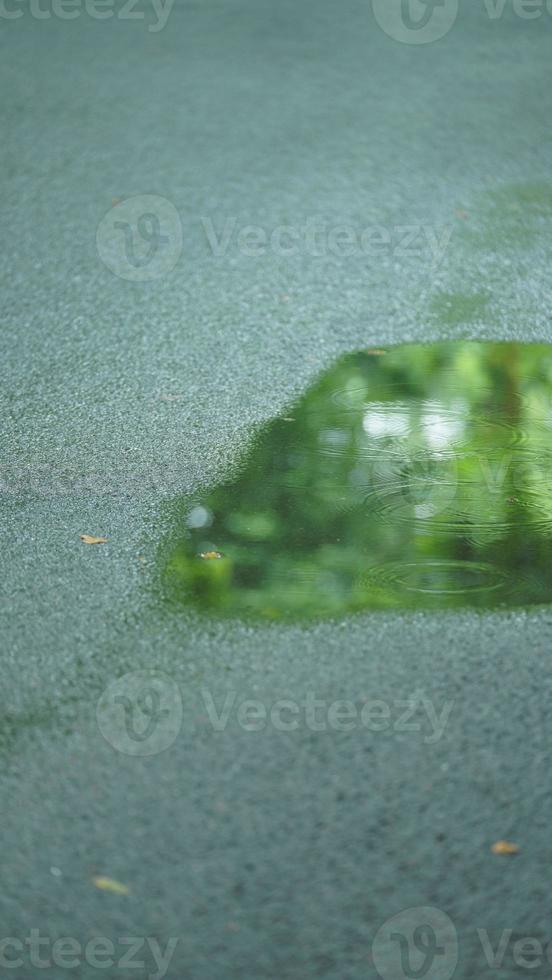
(163, 342, 552, 620)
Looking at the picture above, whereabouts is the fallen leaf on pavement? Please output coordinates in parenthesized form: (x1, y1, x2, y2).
(491, 840, 519, 856)
(80, 535, 108, 545)
(92, 876, 130, 895)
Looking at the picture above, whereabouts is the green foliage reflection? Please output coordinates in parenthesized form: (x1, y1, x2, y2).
(163, 342, 552, 620)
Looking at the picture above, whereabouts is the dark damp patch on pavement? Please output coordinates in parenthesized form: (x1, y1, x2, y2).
(160, 341, 552, 621)
(459, 181, 552, 253)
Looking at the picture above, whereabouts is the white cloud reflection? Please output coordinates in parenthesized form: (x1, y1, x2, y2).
(362, 399, 467, 451)
(362, 404, 410, 438)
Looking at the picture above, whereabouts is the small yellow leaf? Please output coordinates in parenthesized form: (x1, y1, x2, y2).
(80, 535, 108, 545)
(199, 551, 224, 560)
(92, 876, 130, 895)
(491, 840, 519, 856)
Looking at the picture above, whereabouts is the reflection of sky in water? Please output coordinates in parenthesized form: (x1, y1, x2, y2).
(422, 413, 465, 451)
(163, 342, 552, 620)
(362, 400, 467, 452)
(319, 428, 350, 448)
(362, 404, 410, 438)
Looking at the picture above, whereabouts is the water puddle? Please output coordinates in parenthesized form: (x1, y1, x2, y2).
(163, 342, 552, 620)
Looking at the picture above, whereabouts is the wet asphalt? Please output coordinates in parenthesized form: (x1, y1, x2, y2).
(2, 1, 552, 977)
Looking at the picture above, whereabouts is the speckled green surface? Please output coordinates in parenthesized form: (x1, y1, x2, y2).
(2, 2, 552, 977)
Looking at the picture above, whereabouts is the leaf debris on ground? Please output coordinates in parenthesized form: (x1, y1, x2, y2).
(92, 876, 130, 895)
(491, 840, 519, 855)
(80, 535, 108, 545)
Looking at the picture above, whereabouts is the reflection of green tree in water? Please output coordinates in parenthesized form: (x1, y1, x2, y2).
(162, 342, 552, 620)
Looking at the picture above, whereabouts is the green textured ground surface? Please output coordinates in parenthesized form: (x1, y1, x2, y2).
(2, 1, 552, 976)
